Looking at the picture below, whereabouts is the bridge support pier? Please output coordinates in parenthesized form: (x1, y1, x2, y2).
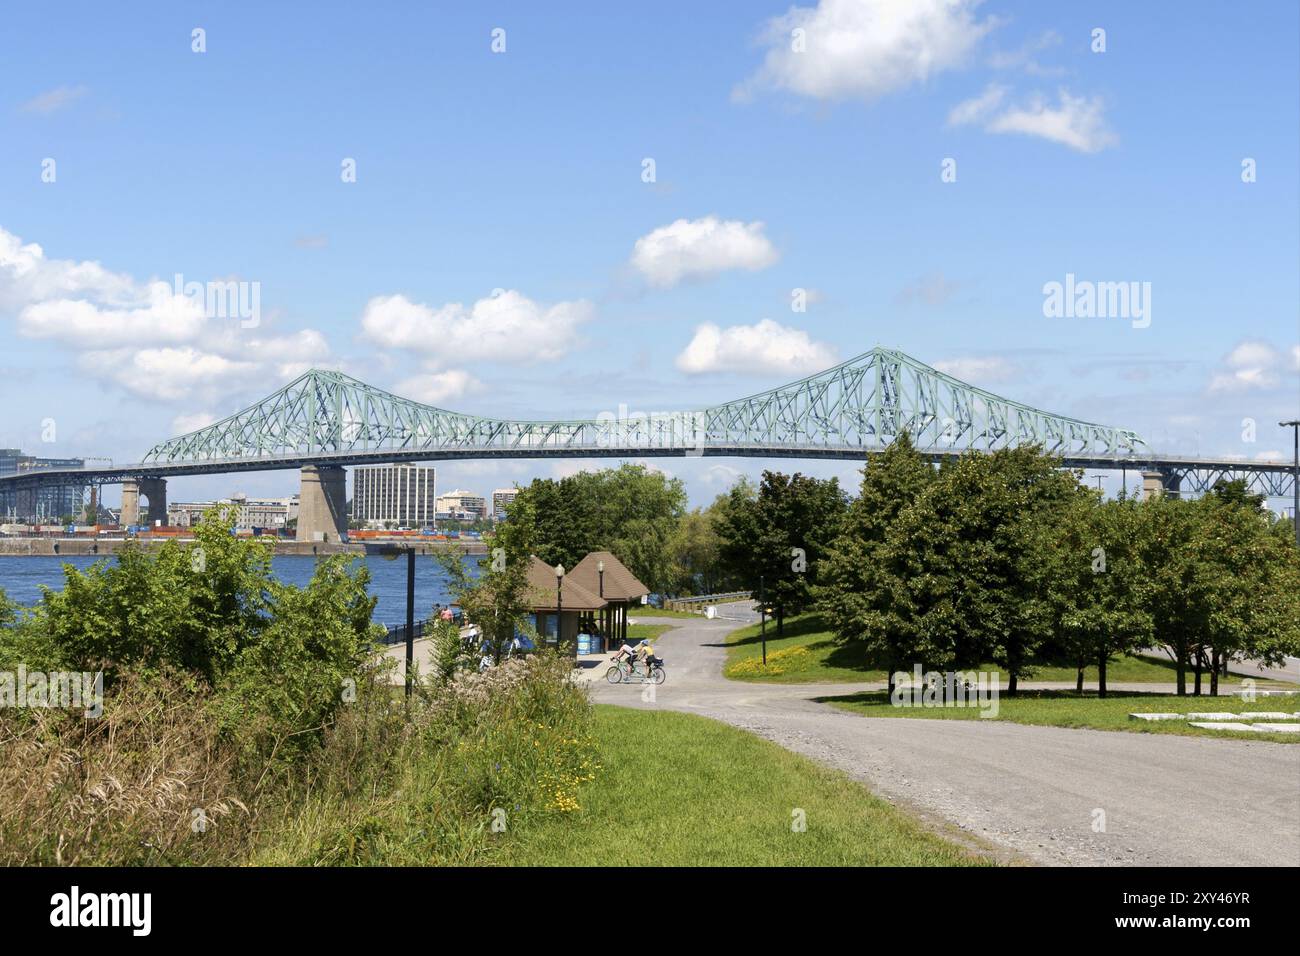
(120, 478, 167, 527)
(120, 480, 140, 527)
(140, 478, 167, 525)
(1141, 470, 1182, 501)
(296, 465, 348, 543)
(1140, 472, 1163, 501)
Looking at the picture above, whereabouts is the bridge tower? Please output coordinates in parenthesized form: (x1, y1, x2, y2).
(1140, 470, 1182, 501)
(296, 465, 348, 543)
(120, 477, 167, 527)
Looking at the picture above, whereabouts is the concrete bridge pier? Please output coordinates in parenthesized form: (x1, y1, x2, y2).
(1141, 470, 1182, 501)
(296, 465, 348, 543)
(119, 477, 167, 526)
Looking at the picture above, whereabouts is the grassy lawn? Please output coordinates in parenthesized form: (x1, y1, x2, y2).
(823, 689, 1300, 743)
(498, 705, 995, 866)
(725, 614, 886, 682)
(626, 623, 671, 643)
(723, 613, 1277, 688)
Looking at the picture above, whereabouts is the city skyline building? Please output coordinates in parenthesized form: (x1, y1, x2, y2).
(492, 488, 518, 521)
(0, 449, 87, 522)
(353, 463, 437, 528)
(436, 488, 487, 522)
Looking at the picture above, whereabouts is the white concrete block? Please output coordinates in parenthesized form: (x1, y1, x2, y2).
(1129, 712, 1184, 721)
(1250, 723, 1300, 733)
(1186, 712, 1247, 720)
(1188, 722, 1255, 731)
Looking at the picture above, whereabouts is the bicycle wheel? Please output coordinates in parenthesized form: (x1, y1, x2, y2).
(651, 665, 666, 685)
(606, 665, 624, 684)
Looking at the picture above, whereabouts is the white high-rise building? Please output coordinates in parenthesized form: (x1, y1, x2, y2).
(353, 464, 437, 527)
(492, 488, 518, 521)
(435, 489, 487, 521)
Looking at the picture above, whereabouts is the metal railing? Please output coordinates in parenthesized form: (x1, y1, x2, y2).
(663, 591, 751, 611)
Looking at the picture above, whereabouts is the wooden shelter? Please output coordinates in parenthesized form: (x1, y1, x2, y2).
(523, 555, 606, 655)
(567, 551, 649, 652)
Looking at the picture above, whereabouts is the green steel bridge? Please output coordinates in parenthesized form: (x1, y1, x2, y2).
(2, 347, 1295, 535)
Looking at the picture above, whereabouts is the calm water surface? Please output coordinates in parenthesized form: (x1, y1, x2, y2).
(0, 554, 475, 627)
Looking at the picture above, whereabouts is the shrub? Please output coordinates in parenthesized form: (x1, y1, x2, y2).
(0, 505, 599, 866)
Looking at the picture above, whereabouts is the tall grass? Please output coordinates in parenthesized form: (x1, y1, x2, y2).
(0, 654, 595, 866)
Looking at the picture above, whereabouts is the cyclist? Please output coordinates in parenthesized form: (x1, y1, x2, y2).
(611, 639, 652, 674)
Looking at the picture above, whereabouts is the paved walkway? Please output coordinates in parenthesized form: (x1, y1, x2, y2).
(583, 613, 1300, 867)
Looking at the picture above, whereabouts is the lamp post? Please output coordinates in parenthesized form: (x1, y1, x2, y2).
(405, 546, 415, 698)
(597, 559, 606, 651)
(759, 575, 766, 667)
(555, 563, 565, 654)
(1282, 420, 1300, 549)
(381, 545, 417, 699)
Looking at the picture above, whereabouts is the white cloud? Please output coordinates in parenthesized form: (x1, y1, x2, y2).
(17, 283, 206, 347)
(934, 355, 1018, 384)
(1, 224, 337, 403)
(988, 29, 1063, 76)
(172, 411, 219, 435)
(361, 289, 593, 365)
(1, 226, 138, 310)
(392, 369, 483, 406)
(19, 85, 88, 114)
(675, 319, 837, 375)
(79, 348, 260, 402)
(630, 217, 778, 287)
(699, 463, 745, 487)
(736, 0, 996, 103)
(1207, 339, 1298, 394)
(946, 83, 1007, 126)
(977, 89, 1118, 152)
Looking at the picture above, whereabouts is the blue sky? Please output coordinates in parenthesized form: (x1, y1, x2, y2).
(2, 0, 1297, 508)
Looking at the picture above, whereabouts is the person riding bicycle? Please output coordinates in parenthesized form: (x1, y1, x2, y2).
(611, 639, 653, 673)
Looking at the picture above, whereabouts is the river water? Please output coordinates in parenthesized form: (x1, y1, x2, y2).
(0, 554, 476, 627)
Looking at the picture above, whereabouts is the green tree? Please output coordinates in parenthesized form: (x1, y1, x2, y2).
(17, 505, 380, 760)
(440, 494, 539, 664)
(669, 506, 724, 594)
(1135, 494, 1201, 695)
(715, 471, 846, 635)
(1041, 495, 1152, 697)
(1191, 494, 1300, 695)
(509, 464, 687, 594)
(883, 447, 1082, 694)
(815, 433, 934, 693)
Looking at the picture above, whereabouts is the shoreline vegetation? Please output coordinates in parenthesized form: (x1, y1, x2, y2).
(0, 507, 596, 865)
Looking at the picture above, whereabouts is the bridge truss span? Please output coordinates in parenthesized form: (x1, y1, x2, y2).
(141, 347, 1151, 465)
(3, 346, 1291, 505)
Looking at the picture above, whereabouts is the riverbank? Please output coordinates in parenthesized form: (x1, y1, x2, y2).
(0, 537, 488, 557)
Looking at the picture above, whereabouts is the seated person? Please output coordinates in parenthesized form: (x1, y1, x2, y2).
(611, 639, 653, 669)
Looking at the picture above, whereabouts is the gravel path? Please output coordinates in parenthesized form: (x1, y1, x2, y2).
(585, 614, 1300, 866)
